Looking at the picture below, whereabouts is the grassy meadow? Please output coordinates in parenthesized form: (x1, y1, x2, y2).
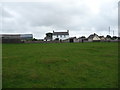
(2, 42, 118, 88)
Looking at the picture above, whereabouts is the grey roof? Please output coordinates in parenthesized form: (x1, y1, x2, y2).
(53, 32, 69, 35)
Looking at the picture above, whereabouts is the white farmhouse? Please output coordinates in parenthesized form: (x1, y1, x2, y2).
(52, 30, 69, 40)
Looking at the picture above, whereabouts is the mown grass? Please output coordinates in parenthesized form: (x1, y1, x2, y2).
(2, 42, 118, 88)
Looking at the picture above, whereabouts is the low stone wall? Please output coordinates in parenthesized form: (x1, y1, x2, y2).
(26, 40, 119, 43)
(24, 41, 61, 43)
(2, 39, 120, 44)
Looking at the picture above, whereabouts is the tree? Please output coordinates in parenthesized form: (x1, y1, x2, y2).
(32, 38, 37, 41)
(106, 35, 111, 38)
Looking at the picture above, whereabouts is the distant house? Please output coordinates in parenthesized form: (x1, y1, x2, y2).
(69, 37, 77, 43)
(78, 36, 87, 42)
(88, 33, 101, 42)
(99, 36, 106, 41)
(45, 30, 69, 41)
(52, 30, 69, 40)
(44, 33, 53, 41)
(112, 36, 118, 40)
(105, 35, 112, 41)
(62, 37, 78, 43)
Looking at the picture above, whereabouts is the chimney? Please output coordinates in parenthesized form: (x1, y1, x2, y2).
(53, 30, 54, 33)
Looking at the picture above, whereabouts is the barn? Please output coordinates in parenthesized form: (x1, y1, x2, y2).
(1, 34, 33, 43)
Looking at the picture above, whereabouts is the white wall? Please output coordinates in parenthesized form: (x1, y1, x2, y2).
(88, 39, 93, 42)
(93, 36, 101, 40)
(88, 36, 101, 41)
(53, 35, 69, 40)
(74, 39, 79, 42)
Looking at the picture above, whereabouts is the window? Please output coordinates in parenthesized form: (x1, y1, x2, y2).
(57, 35, 58, 37)
(64, 35, 66, 37)
(60, 35, 62, 37)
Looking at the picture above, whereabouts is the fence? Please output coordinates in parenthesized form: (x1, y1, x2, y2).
(2, 39, 120, 44)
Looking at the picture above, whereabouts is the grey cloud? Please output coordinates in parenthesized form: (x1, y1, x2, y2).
(1, 0, 118, 38)
(1, 8, 13, 17)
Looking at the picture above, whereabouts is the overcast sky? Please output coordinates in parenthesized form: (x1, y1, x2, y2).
(0, 0, 119, 39)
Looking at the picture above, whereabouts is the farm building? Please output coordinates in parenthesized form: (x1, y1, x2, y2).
(44, 33, 53, 41)
(69, 37, 77, 43)
(88, 33, 101, 42)
(78, 36, 88, 42)
(20, 34, 33, 40)
(53, 30, 69, 40)
(62, 37, 80, 43)
(45, 30, 69, 41)
(1, 34, 33, 43)
(1, 34, 21, 43)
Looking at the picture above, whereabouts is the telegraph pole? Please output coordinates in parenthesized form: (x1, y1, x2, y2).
(113, 30, 114, 36)
(109, 26, 110, 35)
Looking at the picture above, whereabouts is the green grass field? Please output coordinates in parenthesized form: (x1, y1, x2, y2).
(2, 42, 118, 88)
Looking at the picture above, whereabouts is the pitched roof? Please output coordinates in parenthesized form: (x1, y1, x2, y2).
(99, 36, 105, 38)
(88, 33, 98, 39)
(78, 36, 86, 39)
(53, 32, 69, 35)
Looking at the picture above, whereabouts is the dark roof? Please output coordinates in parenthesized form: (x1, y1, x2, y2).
(78, 36, 86, 39)
(99, 36, 104, 38)
(53, 32, 69, 35)
(88, 33, 98, 39)
(46, 33, 53, 35)
(112, 36, 118, 38)
(88, 35, 94, 39)
(106, 35, 111, 38)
